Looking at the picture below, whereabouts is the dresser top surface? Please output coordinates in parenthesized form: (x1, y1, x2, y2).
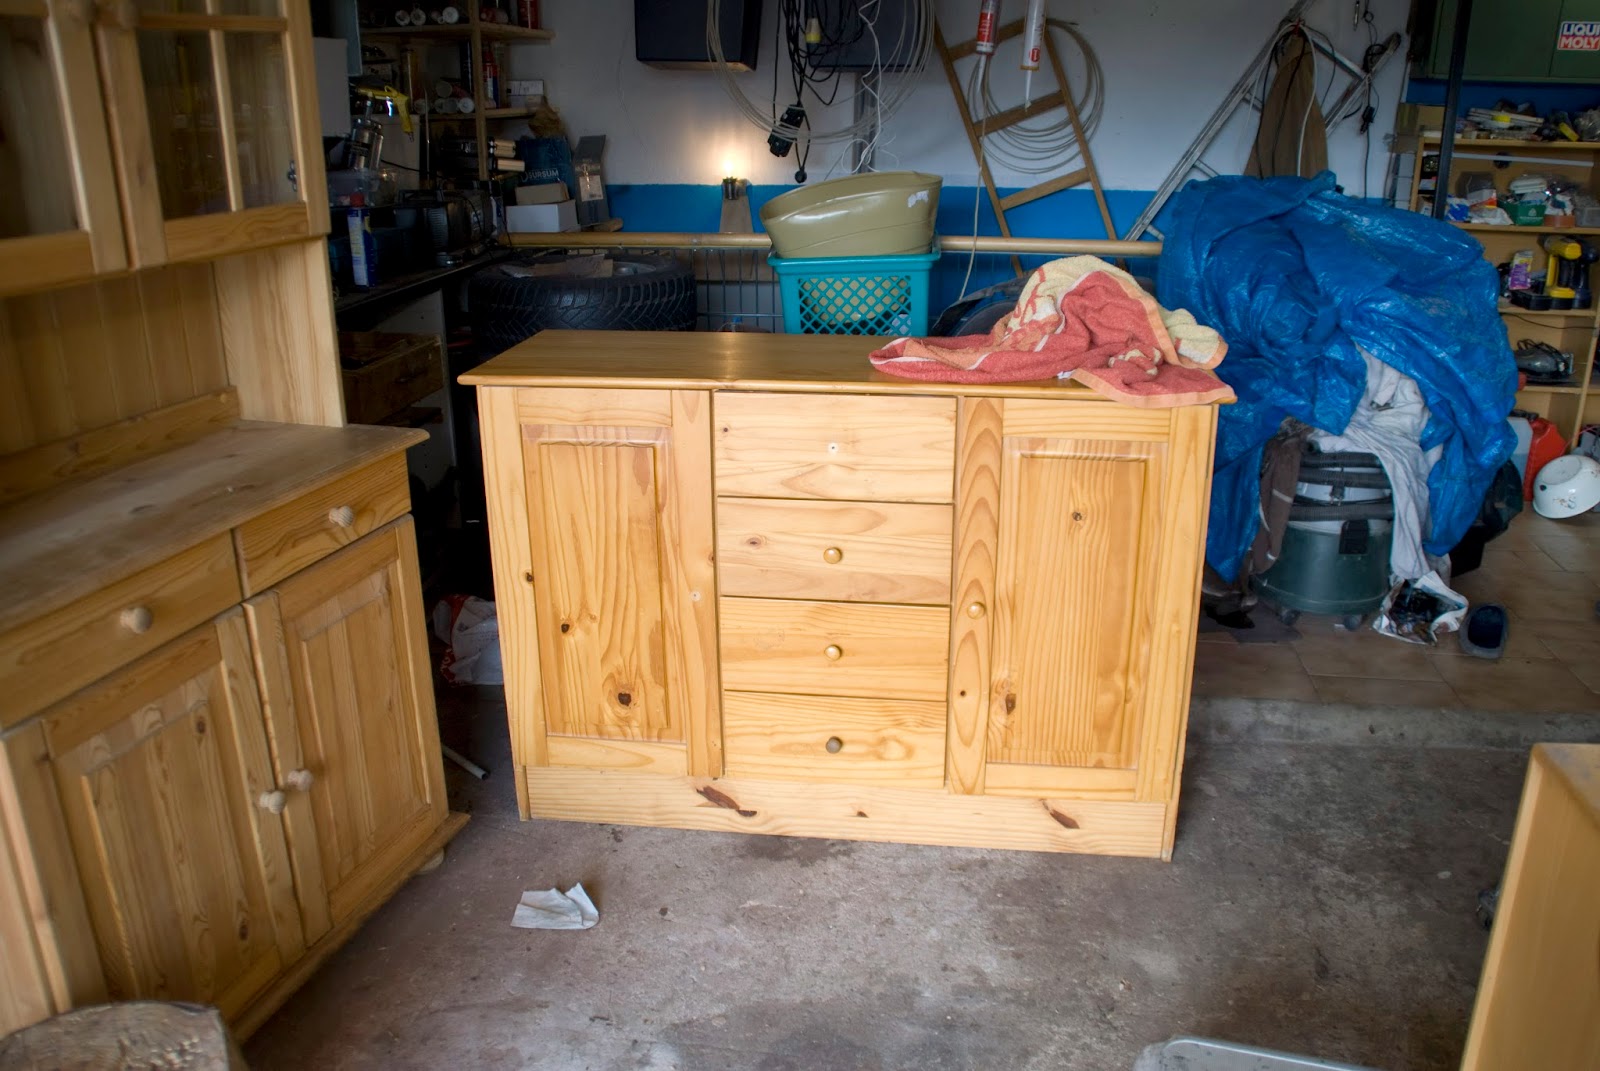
(461, 330, 1225, 403)
(0, 421, 423, 636)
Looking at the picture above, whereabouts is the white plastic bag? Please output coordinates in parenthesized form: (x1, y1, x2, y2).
(431, 595, 503, 685)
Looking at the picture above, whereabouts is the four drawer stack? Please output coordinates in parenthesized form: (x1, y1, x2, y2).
(712, 392, 958, 787)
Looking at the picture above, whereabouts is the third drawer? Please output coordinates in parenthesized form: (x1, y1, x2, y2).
(722, 691, 947, 787)
(718, 597, 949, 702)
(716, 498, 953, 605)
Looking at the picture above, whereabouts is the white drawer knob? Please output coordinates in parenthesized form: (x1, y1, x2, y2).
(822, 546, 843, 564)
(823, 644, 842, 661)
(257, 790, 287, 815)
(825, 736, 843, 753)
(328, 505, 356, 528)
(120, 605, 154, 634)
(285, 768, 315, 792)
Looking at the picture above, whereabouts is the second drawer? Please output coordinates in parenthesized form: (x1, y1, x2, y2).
(719, 597, 949, 701)
(716, 498, 953, 605)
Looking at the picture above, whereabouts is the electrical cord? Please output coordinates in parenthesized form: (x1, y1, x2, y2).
(709, 0, 934, 151)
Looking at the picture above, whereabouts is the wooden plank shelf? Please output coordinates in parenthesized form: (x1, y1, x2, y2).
(1422, 137, 1600, 152)
(1498, 301, 1596, 321)
(427, 106, 537, 122)
(1458, 224, 1600, 236)
(363, 23, 553, 42)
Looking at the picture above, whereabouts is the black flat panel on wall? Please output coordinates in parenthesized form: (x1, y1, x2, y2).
(805, 0, 921, 73)
(636, 0, 762, 71)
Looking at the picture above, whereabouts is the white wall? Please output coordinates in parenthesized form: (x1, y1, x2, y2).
(510, 0, 1409, 195)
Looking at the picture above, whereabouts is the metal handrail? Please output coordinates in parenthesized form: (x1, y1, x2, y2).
(505, 232, 1162, 258)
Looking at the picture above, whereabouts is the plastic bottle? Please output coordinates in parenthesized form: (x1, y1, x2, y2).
(347, 193, 378, 289)
(482, 48, 499, 110)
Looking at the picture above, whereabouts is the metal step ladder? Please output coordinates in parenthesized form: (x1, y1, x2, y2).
(1121, 0, 1397, 242)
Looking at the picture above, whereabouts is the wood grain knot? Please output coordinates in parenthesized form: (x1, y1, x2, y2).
(1072, 511, 1084, 522)
(193, 716, 206, 736)
(238, 921, 250, 941)
(697, 785, 756, 818)
(746, 536, 764, 548)
(617, 692, 632, 706)
(1045, 805, 1080, 830)
(523, 571, 534, 583)
(560, 622, 571, 633)
(855, 810, 868, 818)
(1004, 693, 1017, 714)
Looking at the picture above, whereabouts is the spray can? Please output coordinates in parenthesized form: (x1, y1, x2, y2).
(975, 0, 1001, 55)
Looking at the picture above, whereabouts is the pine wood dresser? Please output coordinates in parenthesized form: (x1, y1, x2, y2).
(463, 330, 1221, 858)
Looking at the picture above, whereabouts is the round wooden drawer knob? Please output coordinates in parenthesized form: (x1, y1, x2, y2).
(823, 644, 842, 661)
(285, 768, 315, 792)
(328, 505, 357, 528)
(822, 546, 843, 564)
(825, 736, 843, 754)
(120, 605, 154, 634)
(257, 790, 288, 815)
(966, 601, 987, 619)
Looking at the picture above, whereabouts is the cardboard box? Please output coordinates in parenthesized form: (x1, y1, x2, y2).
(1394, 103, 1446, 137)
(506, 78, 545, 108)
(505, 200, 579, 233)
(515, 181, 569, 205)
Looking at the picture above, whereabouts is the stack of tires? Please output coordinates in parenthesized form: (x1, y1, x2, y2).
(467, 252, 696, 354)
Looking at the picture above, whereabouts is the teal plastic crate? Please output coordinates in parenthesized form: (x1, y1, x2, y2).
(768, 249, 940, 336)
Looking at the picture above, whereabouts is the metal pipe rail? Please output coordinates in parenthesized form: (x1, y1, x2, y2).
(504, 232, 1163, 258)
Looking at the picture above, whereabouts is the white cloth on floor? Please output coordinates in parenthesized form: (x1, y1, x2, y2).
(511, 884, 598, 930)
(1309, 349, 1442, 581)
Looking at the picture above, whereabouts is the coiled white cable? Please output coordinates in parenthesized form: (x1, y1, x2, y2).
(967, 19, 1104, 176)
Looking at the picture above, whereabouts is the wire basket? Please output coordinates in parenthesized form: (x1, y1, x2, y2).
(769, 250, 940, 336)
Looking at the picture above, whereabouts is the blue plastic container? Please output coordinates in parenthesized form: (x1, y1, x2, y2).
(769, 249, 940, 336)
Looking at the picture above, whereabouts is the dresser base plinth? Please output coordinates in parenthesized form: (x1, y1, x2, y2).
(520, 765, 1173, 859)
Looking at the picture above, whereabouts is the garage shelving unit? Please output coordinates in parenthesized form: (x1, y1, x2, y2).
(1408, 136, 1600, 439)
(360, 0, 552, 180)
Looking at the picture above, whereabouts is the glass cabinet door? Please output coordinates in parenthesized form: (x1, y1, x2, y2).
(0, 1, 126, 295)
(103, 0, 321, 266)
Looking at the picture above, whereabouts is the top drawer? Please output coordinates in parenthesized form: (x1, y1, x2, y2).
(714, 392, 956, 503)
(235, 454, 411, 595)
(0, 534, 241, 728)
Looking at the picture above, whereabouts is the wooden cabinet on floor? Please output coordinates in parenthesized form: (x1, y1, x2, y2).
(465, 331, 1220, 859)
(0, 438, 465, 1040)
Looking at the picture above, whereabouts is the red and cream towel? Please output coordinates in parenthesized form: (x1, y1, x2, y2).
(869, 256, 1235, 407)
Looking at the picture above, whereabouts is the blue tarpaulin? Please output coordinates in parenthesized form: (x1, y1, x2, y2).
(1156, 172, 1519, 582)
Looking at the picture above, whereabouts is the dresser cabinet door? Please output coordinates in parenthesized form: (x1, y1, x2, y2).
(478, 387, 720, 786)
(37, 610, 303, 1018)
(949, 399, 1214, 804)
(246, 518, 445, 945)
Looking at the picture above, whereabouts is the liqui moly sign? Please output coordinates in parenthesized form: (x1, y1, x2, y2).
(1558, 20, 1600, 50)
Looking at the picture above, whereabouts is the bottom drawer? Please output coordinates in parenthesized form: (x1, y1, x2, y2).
(722, 691, 946, 787)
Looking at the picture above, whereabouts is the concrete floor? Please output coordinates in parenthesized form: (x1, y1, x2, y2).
(243, 688, 1567, 1071)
